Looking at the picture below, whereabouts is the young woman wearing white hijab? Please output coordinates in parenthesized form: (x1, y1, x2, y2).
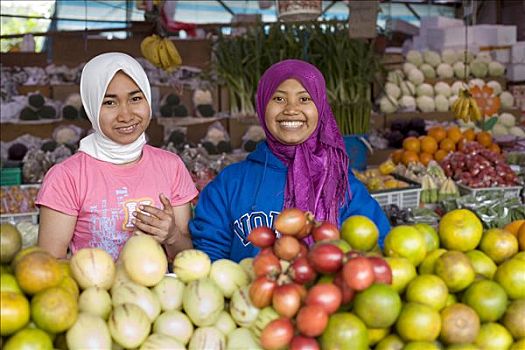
(36, 52, 198, 260)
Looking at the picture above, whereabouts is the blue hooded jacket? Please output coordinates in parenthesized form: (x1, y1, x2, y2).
(190, 142, 391, 262)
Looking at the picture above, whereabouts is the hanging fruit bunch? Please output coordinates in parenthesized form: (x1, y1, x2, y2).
(140, 34, 182, 72)
(451, 89, 482, 123)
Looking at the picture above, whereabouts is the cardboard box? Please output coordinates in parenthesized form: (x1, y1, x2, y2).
(511, 41, 525, 64)
(487, 47, 511, 63)
(426, 26, 475, 52)
(420, 16, 464, 30)
(473, 25, 517, 47)
(506, 64, 525, 82)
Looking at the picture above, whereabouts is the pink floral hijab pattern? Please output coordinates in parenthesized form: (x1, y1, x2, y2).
(256, 59, 350, 227)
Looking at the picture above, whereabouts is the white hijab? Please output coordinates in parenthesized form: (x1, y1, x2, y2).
(78, 52, 152, 164)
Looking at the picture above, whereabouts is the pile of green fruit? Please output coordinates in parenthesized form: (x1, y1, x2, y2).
(246, 208, 524, 350)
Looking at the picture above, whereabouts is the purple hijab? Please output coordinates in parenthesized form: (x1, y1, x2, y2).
(256, 59, 350, 228)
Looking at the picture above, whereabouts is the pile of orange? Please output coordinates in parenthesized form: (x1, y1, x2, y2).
(391, 126, 501, 166)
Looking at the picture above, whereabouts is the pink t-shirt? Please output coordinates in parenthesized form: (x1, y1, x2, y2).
(36, 145, 198, 259)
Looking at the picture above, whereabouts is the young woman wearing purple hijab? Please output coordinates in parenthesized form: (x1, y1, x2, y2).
(190, 59, 390, 262)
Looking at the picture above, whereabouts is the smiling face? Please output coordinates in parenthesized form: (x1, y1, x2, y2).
(264, 78, 319, 146)
(99, 71, 151, 145)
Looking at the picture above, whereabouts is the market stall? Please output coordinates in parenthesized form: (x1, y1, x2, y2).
(1, 1, 524, 349)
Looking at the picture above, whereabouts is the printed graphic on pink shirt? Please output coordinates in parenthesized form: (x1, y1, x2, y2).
(87, 186, 154, 259)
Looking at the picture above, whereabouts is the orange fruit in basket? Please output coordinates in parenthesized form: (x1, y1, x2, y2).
(488, 143, 501, 154)
(401, 151, 420, 166)
(420, 136, 438, 155)
(463, 128, 476, 141)
(439, 138, 456, 153)
(434, 150, 449, 163)
(391, 149, 403, 165)
(504, 220, 525, 237)
(476, 131, 492, 148)
(447, 126, 463, 144)
(403, 137, 421, 153)
(427, 126, 446, 143)
(419, 153, 433, 166)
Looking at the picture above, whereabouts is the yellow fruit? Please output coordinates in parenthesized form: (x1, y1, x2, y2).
(367, 327, 390, 346)
(479, 228, 518, 264)
(434, 251, 475, 293)
(405, 275, 448, 311)
(494, 257, 525, 299)
(31, 287, 78, 334)
(413, 223, 439, 253)
(462, 280, 508, 322)
(0, 223, 22, 264)
(502, 299, 525, 339)
(340, 215, 379, 252)
(475, 322, 513, 350)
(445, 293, 457, 307)
(395, 302, 441, 342)
(384, 225, 427, 266)
(438, 209, 483, 251)
(10, 246, 44, 269)
(418, 248, 447, 275)
(3, 328, 53, 350)
(15, 251, 62, 295)
(465, 250, 497, 280)
(0, 273, 22, 294)
(0, 291, 30, 336)
(511, 339, 525, 350)
(58, 260, 71, 278)
(385, 257, 417, 294)
(375, 334, 404, 350)
(59, 276, 80, 299)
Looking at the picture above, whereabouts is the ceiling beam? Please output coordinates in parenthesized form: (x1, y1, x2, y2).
(216, 0, 235, 16)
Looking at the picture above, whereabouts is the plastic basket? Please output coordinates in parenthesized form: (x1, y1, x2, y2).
(0, 168, 22, 186)
(372, 187, 422, 209)
(0, 212, 39, 225)
(457, 183, 524, 200)
(370, 174, 422, 209)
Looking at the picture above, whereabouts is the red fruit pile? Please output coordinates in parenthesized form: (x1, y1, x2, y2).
(247, 208, 393, 350)
(440, 141, 518, 188)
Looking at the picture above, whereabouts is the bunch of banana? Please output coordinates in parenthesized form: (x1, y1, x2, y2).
(451, 89, 482, 123)
(421, 174, 438, 204)
(140, 34, 182, 72)
(438, 177, 460, 201)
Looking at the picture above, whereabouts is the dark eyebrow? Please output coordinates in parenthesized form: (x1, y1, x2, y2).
(274, 89, 309, 95)
(103, 90, 142, 98)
